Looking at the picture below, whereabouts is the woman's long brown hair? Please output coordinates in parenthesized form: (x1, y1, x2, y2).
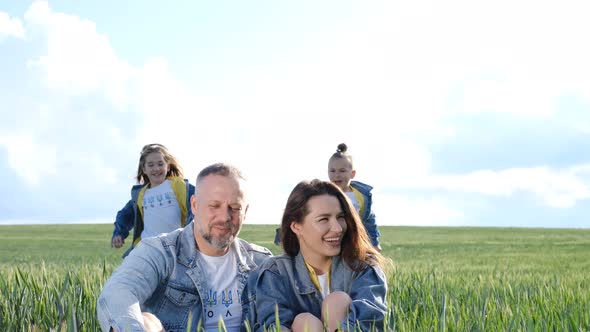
(280, 179, 388, 272)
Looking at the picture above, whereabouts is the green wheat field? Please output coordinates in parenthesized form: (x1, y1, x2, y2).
(0, 224, 588, 331)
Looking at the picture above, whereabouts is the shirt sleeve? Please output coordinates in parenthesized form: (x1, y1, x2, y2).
(255, 265, 294, 332)
(340, 265, 388, 331)
(364, 209, 381, 247)
(113, 200, 134, 240)
(97, 239, 170, 331)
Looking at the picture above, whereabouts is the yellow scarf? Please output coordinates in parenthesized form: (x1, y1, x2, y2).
(304, 258, 332, 296)
(350, 186, 366, 217)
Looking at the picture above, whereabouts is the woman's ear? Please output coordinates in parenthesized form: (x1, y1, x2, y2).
(290, 221, 301, 236)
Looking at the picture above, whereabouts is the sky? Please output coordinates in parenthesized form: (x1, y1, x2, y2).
(1, 1, 589, 228)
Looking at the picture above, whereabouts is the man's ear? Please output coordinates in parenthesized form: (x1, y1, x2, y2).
(351, 169, 356, 179)
(190, 194, 197, 215)
(243, 204, 250, 220)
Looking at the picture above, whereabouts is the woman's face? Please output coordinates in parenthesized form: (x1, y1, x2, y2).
(291, 194, 348, 268)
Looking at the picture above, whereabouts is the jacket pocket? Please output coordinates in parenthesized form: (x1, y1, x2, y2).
(164, 285, 199, 306)
(153, 285, 200, 331)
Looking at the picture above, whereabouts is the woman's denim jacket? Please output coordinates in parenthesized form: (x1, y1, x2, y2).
(351, 180, 381, 247)
(112, 177, 195, 257)
(97, 223, 272, 332)
(255, 252, 388, 332)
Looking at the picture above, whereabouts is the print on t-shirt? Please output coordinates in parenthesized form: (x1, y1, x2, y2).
(204, 288, 241, 318)
(141, 180, 181, 239)
(199, 250, 241, 331)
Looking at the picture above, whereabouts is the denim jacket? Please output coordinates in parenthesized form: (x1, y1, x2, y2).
(351, 180, 381, 247)
(97, 223, 272, 332)
(112, 177, 195, 257)
(255, 252, 388, 332)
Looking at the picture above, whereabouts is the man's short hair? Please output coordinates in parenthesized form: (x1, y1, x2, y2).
(195, 163, 246, 193)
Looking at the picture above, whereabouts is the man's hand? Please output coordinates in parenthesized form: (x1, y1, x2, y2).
(143, 312, 164, 332)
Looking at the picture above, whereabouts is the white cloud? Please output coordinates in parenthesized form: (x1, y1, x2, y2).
(2, 0, 589, 228)
(24, 1, 133, 108)
(354, 0, 590, 116)
(0, 134, 57, 185)
(374, 194, 464, 226)
(0, 11, 25, 40)
(461, 78, 555, 118)
(2, 1, 210, 189)
(0, 2, 137, 190)
(18, 2, 231, 174)
(390, 166, 590, 209)
(373, 164, 590, 226)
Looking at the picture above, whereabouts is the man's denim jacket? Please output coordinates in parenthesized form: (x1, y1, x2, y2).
(255, 252, 388, 332)
(97, 223, 272, 332)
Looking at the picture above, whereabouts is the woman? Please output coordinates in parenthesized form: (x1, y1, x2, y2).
(256, 179, 390, 332)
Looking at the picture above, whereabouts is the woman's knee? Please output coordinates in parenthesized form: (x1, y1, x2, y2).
(292, 312, 323, 332)
(322, 291, 352, 330)
(323, 291, 352, 313)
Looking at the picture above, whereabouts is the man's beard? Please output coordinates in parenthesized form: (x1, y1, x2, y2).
(195, 221, 239, 250)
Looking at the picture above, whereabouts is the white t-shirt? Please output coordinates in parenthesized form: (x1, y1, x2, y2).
(345, 191, 361, 213)
(317, 273, 330, 298)
(141, 179, 181, 239)
(198, 249, 241, 332)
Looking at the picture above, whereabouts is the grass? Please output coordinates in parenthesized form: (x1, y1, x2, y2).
(0, 224, 589, 331)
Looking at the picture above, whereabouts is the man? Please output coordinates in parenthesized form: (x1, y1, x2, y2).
(97, 163, 272, 332)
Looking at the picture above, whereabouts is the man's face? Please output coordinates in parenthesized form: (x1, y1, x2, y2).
(191, 174, 248, 256)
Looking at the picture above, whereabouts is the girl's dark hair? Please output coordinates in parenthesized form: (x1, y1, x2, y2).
(330, 143, 354, 166)
(280, 179, 386, 271)
(136, 143, 183, 184)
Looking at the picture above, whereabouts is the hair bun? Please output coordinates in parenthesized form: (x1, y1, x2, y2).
(337, 143, 348, 153)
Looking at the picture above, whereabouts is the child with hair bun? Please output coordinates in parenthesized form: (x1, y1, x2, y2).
(328, 143, 382, 251)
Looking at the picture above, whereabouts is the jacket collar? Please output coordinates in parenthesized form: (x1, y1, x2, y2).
(350, 180, 373, 193)
(130, 184, 145, 200)
(293, 251, 356, 294)
(177, 222, 199, 267)
(293, 253, 316, 294)
(293, 252, 349, 294)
